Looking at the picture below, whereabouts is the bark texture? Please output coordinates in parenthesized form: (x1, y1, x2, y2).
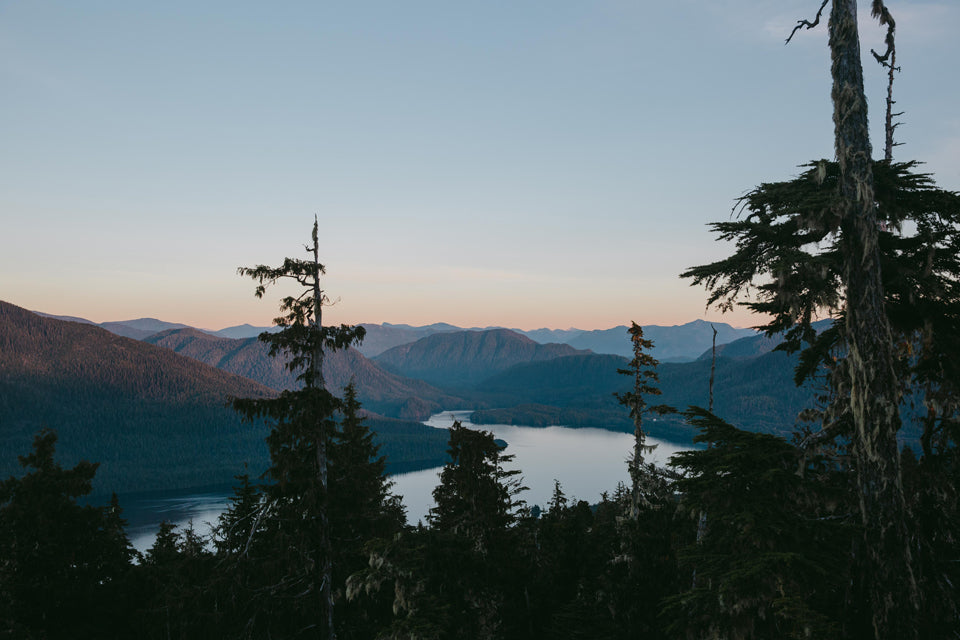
(828, 1, 919, 637)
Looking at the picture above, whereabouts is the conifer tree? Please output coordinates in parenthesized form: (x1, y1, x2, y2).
(615, 322, 673, 519)
(0, 430, 135, 639)
(428, 421, 525, 550)
(233, 218, 365, 639)
(681, 4, 960, 636)
(329, 382, 405, 639)
(664, 408, 849, 639)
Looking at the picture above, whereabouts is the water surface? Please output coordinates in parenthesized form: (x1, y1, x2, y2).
(126, 410, 688, 551)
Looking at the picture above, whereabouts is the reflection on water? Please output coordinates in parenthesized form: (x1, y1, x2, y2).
(125, 491, 232, 553)
(395, 411, 688, 525)
(125, 410, 690, 552)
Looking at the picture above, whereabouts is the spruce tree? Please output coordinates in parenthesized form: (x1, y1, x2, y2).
(329, 382, 405, 639)
(614, 322, 673, 519)
(0, 430, 135, 639)
(233, 218, 364, 639)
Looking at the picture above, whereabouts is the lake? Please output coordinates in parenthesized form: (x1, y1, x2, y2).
(126, 410, 689, 552)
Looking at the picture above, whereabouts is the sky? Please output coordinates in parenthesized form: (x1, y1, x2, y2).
(2, 1, 958, 331)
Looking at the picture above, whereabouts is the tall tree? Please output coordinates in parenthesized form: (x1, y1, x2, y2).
(683, 2, 939, 635)
(789, 3, 921, 635)
(664, 408, 850, 639)
(614, 322, 673, 519)
(233, 218, 365, 639)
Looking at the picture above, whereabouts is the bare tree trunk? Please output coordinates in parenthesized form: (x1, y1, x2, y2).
(309, 221, 335, 640)
(708, 324, 717, 413)
(828, 1, 918, 637)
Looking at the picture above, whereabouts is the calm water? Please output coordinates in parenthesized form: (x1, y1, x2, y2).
(126, 410, 688, 552)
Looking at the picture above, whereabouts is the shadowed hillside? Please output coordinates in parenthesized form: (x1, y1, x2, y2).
(146, 328, 467, 420)
(0, 301, 274, 494)
(373, 328, 590, 388)
(0, 302, 452, 493)
(470, 351, 818, 443)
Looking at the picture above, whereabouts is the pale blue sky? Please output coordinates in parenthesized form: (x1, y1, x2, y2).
(2, 1, 957, 330)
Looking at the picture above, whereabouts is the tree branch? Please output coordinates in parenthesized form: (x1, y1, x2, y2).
(786, 0, 829, 44)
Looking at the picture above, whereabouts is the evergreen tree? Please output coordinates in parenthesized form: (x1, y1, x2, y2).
(682, 3, 960, 634)
(232, 218, 365, 639)
(349, 423, 528, 639)
(0, 429, 135, 639)
(329, 382, 405, 639)
(615, 322, 674, 518)
(663, 408, 850, 639)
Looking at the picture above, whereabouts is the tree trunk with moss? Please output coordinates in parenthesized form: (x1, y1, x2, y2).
(828, 1, 918, 637)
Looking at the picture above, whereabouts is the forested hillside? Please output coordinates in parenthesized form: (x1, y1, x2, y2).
(373, 328, 589, 388)
(0, 302, 451, 493)
(469, 350, 821, 444)
(146, 328, 467, 420)
(0, 301, 274, 493)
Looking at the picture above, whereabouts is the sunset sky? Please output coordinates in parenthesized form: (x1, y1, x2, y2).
(2, 1, 958, 331)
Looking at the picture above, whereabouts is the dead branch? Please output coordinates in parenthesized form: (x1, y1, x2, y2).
(786, 0, 830, 44)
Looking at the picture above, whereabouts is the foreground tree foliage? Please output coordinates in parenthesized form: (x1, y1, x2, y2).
(0, 430, 135, 639)
(681, 1, 960, 635)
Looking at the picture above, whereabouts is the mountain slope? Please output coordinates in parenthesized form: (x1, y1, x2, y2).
(0, 302, 451, 494)
(145, 328, 467, 420)
(355, 322, 463, 358)
(0, 302, 274, 494)
(372, 329, 590, 389)
(472, 351, 818, 443)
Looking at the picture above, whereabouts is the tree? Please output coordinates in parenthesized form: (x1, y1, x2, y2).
(794, 3, 919, 635)
(680, 2, 960, 636)
(0, 429, 135, 639)
(663, 408, 850, 639)
(614, 322, 673, 519)
(428, 422, 525, 551)
(350, 423, 527, 639)
(233, 218, 365, 639)
(329, 382, 406, 639)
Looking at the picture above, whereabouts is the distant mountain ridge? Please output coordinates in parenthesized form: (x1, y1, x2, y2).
(34, 312, 756, 362)
(561, 320, 756, 361)
(372, 329, 590, 389)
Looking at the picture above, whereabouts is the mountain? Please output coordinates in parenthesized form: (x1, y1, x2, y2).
(355, 322, 463, 358)
(564, 320, 756, 361)
(211, 324, 281, 339)
(33, 311, 98, 325)
(372, 329, 591, 389)
(145, 328, 467, 420)
(29, 312, 198, 340)
(696, 319, 835, 361)
(515, 327, 584, 344)
(97, 318, 195, 340)
(0, 302, 273, 494)
(471, 350, 816, 443)
(0, 302, 451, 494)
